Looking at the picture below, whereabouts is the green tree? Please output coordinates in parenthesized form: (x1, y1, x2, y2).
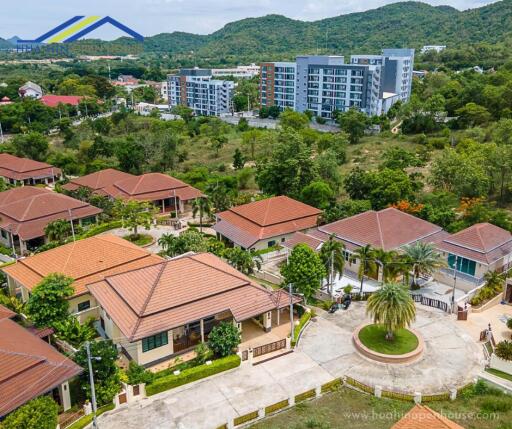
(456, 102, 491, 127)
(366, 283, 416, 341)
(113, 199, 155, 237)
(171, 105, 194, 123)
(335, 108, 369, 144)
(54, 317, 96, 348)
(192, 197, 212, 233)
(125, 361, 155, 385)
(208, 321, 241, 357)
(351, 245, 378, 297)
(223, 247, 262, 275)
(256, 129, 318, 198)
(74, 340, 120, 405)
(279, 108, 310, 130)
(319, 235, 346, 296)
(12, 132, 49, 161)
(233, 148, 245, 170)
(158, 229, 208, 257)
(281, 244, 326, 304)
(44, 219, 72, 243)
(300, 180, 334, 209)
(1, 396, 58, 429)
(241, 129, 263, 160)
(403, 242, 446, 287)
(26, 274, 74, 328)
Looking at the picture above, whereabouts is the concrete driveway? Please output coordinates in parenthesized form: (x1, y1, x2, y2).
(299, 303, 484, 394)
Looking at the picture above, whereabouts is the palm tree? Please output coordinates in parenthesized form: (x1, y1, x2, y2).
(366, 282, 416, 341)
(158, 233, 180, 257)
(44, 219, 72, 243)
(320, 235, 345, 297)
(351, 245, 377, 298)
(223, 247, 262, 275)
(483, 270, 507, 294)
(372, 248, 401, 283)
(403, 242, 446, 288)
(192, 197, 212, 233)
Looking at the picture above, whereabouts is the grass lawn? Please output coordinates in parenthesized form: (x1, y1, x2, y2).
(486, 368, 512, 382)
(358, 324, 419, 355)
(123, 233, 153, 246)
(250, 386, 512, 429)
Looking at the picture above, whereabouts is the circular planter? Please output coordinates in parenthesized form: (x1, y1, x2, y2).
(352, 324, 424, 364)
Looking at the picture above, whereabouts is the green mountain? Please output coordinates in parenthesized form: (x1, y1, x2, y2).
(134, 0, 512, 60)
(0, 38, 13, 49)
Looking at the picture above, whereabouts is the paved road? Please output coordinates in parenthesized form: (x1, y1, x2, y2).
(97, 304, 484, 429)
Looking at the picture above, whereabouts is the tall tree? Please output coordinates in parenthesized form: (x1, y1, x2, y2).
(351, 245, 377, 297)
(113, 199, 155, 237)
(319, 235, 346, 297)
(12, 132, 49, 161)
(44, 219, 72, 243)
(403, 242, 446, 287)
(281, 244, 326, 304)
(335, 108, 369, 144)
(223, 247, 262, 275)
(366, 282, 416, 341)
(192, 197, 212, 233)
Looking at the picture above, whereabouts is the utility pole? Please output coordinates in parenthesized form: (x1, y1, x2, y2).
(85, 342, 99, 429)
(330, 250, 334, 298)
(289, 283, 294, 343)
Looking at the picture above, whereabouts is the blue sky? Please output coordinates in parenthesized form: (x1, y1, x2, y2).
(0, 0, 497, 39)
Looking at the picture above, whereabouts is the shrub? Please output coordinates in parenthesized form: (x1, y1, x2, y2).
(507, 318, 512, 330)
(292, 310, 312, 346)
(194, 343, 212, 365)
(67, 404, 115, 429)
(146, 355, 241, 396)
(480, 397, 512, 413)
(495, 340, 512, 361)
(126, 361, 155, 385)
(79, 220, 123, 239)
(2, 397, 58, 429)
(208, 322, 241, 357)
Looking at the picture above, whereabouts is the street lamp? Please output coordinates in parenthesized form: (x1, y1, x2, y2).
(85, 341, 101, 429)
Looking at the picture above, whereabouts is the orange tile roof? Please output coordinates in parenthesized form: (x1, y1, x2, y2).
(282, 231, 325, 251)
(61, 168, 135, 193)
(318, 208, 444, 251)
(40, 95, 83, 107)
(214, 196, 321, 248)
(392, 404, 464, 429)
(0, 304, 15, 321)
(0, 153, 61, 181)
(0, 318, 82, 416)
(88, 252, 300, 341)
(0, 187, 102, 240)
(3, 235, 164, 297)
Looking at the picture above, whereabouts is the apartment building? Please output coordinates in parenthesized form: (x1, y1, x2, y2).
(167, 68, 235, 116)
(212, 64, 260, 79)
(260, 49, 414, 118)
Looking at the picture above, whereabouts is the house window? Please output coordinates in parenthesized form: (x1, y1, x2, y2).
(142, 332, 169, 353)
(1, 229, 7, 239)
(268, 240, 276, 247)
(77, 301, 90, 312)
(448, 254, 476, 276)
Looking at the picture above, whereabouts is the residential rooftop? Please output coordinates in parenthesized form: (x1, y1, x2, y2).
(62, 168, 135, 193)
(0, 186, 102, 241)
(0, 153, 61, 181)
(3, 234, 164, 297)
(391, 404, 464, 429)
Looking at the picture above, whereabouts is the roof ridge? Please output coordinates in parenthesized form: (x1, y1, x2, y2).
(137, 262, 167, 318)
(375, 211, 385, 249)
(190, 253, 253, 285)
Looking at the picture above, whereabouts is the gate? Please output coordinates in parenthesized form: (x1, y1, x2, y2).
(252, 339, 286, 358)
(457, 306, 468, 321)
(118, 392, 127, 405)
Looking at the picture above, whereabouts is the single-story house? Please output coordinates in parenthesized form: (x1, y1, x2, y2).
(0, 305, 82, 416)
(0, 153, 62, 185)
(435, 223, 512, 292)
(64, 170, 203, 214)
(0, 187, 102, 254)
(213, 196, 322, 251)
(2, 234, 163, 316)
(285, 207, 447, 281)
(87, 252, 300, 367)
(18, 81, 43, 99)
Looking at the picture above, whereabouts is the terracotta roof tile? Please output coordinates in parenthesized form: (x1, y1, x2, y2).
(282, 231, 325, 251)
(0, 187, 102, 241)
(0, 318, 82, 416)
(40, 95, 83, 107)
(214, 196, 321, 248)
(88, 252, 300, 341)
(62, 168, 135, 193)
(0, 154, 61, 181)
(3, 235, 164, 296)
(0, 304, 15, 321)
(319, 208, 443, 251)
(392, 404, 464, 429)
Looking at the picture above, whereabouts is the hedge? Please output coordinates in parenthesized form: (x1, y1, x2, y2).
(146, 355, 241, 396)
(291, 311, 312, 347)
(79, 220, 123, 239)
(66, 403, 115, 429)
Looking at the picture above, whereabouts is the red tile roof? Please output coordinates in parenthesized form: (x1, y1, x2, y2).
(61, 168, 136, 193)
(88, 252, 300, 341)
(0, 187, 102, 241)
(102, 172, 203, 202)
(0, 318, 82, 416)
(282, 231, 325, 251)
(0, 154, 61, 181)
(0, 304, 15, 321)
(436, 223, 512, 265)
(40, 95, 83, 107)
(318, 208, 444, 251)
(214, 196, 321, 248)
(3, 234, 164, 297)
(392, 404, 464, 429)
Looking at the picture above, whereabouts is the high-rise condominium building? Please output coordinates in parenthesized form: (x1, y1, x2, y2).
(260, 49, 414, 119)
(167, 68, 235, 116)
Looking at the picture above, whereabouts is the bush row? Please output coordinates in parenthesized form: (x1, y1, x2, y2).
(291, 311, 312, 347)
(67, 403, 115, 429)
(146, 354, 241, 396)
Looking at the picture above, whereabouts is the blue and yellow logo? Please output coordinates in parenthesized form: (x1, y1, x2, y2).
(18, 16, 144, 44)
